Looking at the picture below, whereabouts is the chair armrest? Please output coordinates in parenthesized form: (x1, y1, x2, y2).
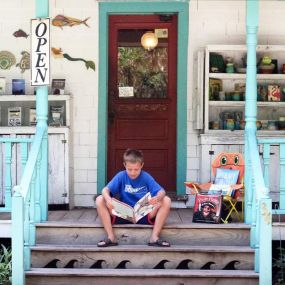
(184, 182, 201, 194)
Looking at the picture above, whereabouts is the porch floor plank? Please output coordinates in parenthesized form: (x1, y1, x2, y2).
(1, 208, 248, 226)
(177, 208, 194, 224)
(77, 208, 97, 222)
(48, 210, 68, 221)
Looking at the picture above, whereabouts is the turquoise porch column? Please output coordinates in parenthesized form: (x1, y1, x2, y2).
(35, 0, 49, 221)
(245, 0, 259, 224)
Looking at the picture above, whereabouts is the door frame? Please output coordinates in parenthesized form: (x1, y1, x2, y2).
(98, 1, 189, 194)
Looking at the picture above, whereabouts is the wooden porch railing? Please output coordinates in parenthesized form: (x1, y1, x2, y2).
(0, 137, 33, 212)
(11, 126, 48, 285)
(258, 138, 285, 214)
(245, 1, 272, 285)
(245, 131, 272, 285)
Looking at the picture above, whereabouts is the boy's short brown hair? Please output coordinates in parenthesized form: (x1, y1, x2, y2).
(123, 149, 144, 164)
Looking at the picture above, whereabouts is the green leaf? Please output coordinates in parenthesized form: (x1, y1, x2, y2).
(85, 60, 95, 71)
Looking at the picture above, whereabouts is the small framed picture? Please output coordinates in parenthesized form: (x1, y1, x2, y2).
(29, 108, 37, 126)
(8, 107, 22, 126)
(12, 79, 25, 95)
(49, 105, 64, 126)
(119, 86, 134, 98)
(51, 79, 65, 95)
(268, 84, 281, 101)
(0, 77, 6, 95)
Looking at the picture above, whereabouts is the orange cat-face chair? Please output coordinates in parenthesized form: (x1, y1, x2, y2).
(185, 152, 245, 223)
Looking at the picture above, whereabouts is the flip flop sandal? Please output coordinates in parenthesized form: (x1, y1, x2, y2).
(148, 239, 170, 247)
(97, 238, 118, 247)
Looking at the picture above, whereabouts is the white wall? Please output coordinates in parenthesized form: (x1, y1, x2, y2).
(49, 0, 99, 207)
(1, 0, 285, 207)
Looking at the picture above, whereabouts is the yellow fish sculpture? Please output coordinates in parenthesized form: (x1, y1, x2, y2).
(52, 15, 90, 29)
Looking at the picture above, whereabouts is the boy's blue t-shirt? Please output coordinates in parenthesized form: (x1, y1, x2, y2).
(107, 170, 162, 207)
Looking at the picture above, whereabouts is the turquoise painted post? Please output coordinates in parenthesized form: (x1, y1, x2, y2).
(24, 190, 31, 271)
(4, 143, 12, 211)
(35, 153, 42, 222)
(262, 144, 270, 189)
(259, 199, 272, 285)
(29, 170, 36, 246)
(245, 0, 259, 224)
(21, 143, 28, 172)
(35, 0, 49, 221)
(40, 130, 48, 221)
(36, 85, 48, 222)
(12, 187, 25, 285)
(250, 177, 257, 248)
(254, 200, 259, 270)
(280, 144, 285, 210)
(36, 0, 49, 18)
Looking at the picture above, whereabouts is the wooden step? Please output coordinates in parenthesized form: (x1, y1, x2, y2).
(26, 268, 259, 285)
(36, 222, 250, 246)
(30, 244, 254, 270)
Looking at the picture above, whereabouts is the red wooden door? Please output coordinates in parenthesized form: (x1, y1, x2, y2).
(108, 15, 177, 192)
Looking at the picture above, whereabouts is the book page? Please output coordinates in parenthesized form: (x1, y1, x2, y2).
(209, 184, 232, 195)
(111, 199, 134, 223)
(133, 192, 156, 223)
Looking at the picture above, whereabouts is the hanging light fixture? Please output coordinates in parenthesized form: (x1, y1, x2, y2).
(141, 31, 158, 51)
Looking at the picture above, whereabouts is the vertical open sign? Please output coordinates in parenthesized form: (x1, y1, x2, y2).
(31, 18, 50, 86)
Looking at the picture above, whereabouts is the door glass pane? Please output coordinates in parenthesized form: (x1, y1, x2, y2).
(117, 29, 168, 99)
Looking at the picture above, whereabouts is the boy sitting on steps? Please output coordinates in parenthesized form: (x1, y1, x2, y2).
(96, 148, 171, 247)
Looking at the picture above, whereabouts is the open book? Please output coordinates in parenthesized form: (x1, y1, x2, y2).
(111, 192, 156, 223)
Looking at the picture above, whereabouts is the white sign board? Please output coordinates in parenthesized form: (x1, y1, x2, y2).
(31, 18, 50, 86)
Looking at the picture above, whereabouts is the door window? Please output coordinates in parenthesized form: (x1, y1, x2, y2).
(117, 29, 168, 99)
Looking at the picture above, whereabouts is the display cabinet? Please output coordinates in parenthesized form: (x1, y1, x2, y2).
(198, 45, 285, 201)
(204, 45, 285, 134)
(0, 94, 71, 206)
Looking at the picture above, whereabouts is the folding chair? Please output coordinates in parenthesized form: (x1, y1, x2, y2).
(185, 152, 245, 223)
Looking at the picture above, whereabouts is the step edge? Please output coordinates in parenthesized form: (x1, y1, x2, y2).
(36, 222, 251, 230)
(26, 268, 259, 278)
(30, 244, 254, 253)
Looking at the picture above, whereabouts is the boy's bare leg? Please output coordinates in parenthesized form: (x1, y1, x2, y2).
(95, 195, 117, 243)
(149, 196, 171, 243)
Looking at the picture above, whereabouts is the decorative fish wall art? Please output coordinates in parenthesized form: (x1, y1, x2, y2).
(16, 51, 30, 73)
(51, 47, 95, 71)
(13, 29, 29, 38)
(52, 15, 90, 29)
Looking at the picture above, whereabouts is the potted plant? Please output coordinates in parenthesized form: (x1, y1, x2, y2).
(0, 244, 12, 285)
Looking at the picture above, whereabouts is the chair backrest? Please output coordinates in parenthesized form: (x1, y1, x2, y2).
(211, 152, 244, 184)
